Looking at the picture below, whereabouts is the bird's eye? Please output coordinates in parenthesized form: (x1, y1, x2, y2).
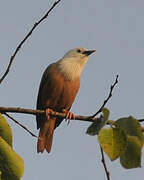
(77, 49, 81, 53)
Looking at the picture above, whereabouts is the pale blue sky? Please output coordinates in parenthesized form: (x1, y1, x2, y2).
(0, 0, 144, 179)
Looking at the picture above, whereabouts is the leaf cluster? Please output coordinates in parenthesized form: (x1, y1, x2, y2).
(0, 114, 24, 180)
(86, 108, 144, 169)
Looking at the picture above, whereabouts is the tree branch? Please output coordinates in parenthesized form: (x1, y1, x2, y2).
(0, 106, 144, 126)
(91, 75, 119, 118)
(0, 106, 99, 123)
(0, 0, 62, 85)
(100, 146, 110, 180)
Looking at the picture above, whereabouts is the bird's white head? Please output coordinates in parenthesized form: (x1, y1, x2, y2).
(58, 47, 96, 81)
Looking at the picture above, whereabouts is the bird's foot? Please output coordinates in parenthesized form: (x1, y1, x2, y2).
(62, 109, 75, 125)
(46, 108, 54, 120)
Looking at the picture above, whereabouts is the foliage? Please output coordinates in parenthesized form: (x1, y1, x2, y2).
(86, 108, 110, 135)
(0, 114, 12, 147)
(98, 127, 127, 161)
(0, 114, 24, 180)
(86, 108, 144, 169)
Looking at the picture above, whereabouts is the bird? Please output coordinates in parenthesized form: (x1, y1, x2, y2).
(36, 47, 96, 153)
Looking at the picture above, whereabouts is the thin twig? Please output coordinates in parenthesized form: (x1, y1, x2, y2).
(0, 0, 62, 85)
(4, 113, 37, 138)
(91, 75, 119, 118)
(100, 146, 110, 180)
(138, 119, 144, 122)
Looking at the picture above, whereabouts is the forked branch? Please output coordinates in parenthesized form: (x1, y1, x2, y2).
(91, 75, 119, 118)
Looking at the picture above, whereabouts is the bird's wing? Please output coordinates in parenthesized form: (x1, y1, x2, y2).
(36, 63, 80, 129)
(36, 63, 57, 129)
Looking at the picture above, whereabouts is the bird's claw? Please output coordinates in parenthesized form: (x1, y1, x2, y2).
(46, 108, 54, 120)
(62, 109, 75, 125)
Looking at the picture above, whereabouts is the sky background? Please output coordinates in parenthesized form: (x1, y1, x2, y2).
(0, 0, 144, 179)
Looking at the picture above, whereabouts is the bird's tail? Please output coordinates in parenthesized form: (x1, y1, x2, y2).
(37, 118, 56, 153)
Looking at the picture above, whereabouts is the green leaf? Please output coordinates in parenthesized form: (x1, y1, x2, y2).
(98, 127, 127, 161)
(114, 116, 144, 146)
(102, 108, 110, 122)
(0, 137, 24, 180)
(0, 113, 12, 147)
(1, 172, 20, 180)
(120, 136, 142, 169)
(86, 108, 110, 136)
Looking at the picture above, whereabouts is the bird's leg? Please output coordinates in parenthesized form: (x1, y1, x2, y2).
(45, 108, 54, 120)
(62, 109, 75, 125)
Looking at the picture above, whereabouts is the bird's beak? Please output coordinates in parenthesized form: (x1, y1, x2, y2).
(83, 50, 96, 56)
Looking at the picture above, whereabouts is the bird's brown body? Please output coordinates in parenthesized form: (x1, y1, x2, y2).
(37, 63, 80, 153)
(36, 47, 95, 153)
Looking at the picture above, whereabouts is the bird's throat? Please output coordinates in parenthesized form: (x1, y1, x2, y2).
(57, 59, 84, 81)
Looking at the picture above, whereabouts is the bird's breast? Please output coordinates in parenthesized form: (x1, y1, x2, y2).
(40, 64, 80, 112)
